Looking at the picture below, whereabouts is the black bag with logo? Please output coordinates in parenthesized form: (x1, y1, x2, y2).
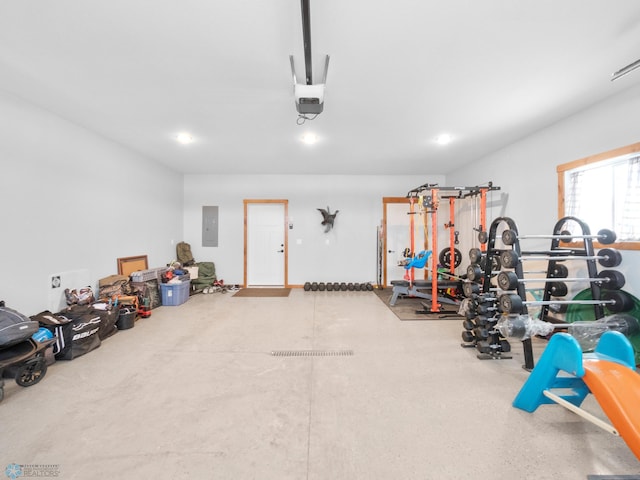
(33, 307, 101, 360)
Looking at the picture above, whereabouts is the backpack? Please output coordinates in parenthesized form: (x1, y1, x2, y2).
(176, 242, 195, 266)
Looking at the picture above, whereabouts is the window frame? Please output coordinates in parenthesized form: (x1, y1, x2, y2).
(557, 141, 640, 251)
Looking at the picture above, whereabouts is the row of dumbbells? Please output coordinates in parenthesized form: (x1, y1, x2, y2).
(303, 282, 374, 292)
(460, 249, 512, 356)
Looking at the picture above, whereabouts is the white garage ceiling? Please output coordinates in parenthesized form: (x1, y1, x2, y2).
(1, 1, 639, 175)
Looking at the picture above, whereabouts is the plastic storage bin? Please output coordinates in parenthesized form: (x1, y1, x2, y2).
(160, 281, 191, 306)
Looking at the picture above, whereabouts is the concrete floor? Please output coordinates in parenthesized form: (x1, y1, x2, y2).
(1, 290, 638, 479)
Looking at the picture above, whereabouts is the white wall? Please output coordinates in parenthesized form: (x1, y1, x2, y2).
(183, 174, 445, 286)
(447, 82, 640, 298)
(0, 90, 184, 316)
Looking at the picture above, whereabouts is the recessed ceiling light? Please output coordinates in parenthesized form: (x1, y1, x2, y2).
(435, 133, 453, 145)
(176, 132, 194, 144)
(301, 133, 318, 145)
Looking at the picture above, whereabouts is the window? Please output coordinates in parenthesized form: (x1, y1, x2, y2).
(557, 142, 640, 250)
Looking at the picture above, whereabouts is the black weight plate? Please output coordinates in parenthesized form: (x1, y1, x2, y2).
(497, 271, 518, 291)
(499, 294, 522, 314)
(478, 231, 488, 244)
(598, 270, 625, 290)
(603, 290, 634, 313)
(462, 282, 479, 298)
(597, 228, 617, 245)
(439, 248, 462, 269)
(501, 229, 517, 246)
(500, 250, 519, 269)
(468, 248, 482, 264)
(551, 264, 569, 278)
(550, 281, 568, 297)
(558, 230, 573, 243)
(598, 248, 622, 268)
(466, 265, 482, 282)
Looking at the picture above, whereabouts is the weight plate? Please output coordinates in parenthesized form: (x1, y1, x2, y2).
(478, 231, 488, 244)
(462, 282, 479, 298)
(500, 250, 519, 269)
(598, 248, 622, 268)
(558, 230, 573, 243)
(597, 228, 617, 245)
(603, 290, 634, 313)
(550, 281, 568, 297)
(439, 248, 462, 269)
(466, 265, 482, 282)
(499, 294, 523, 314)
(598, 270, 625, 290)
(468, 248, 482, 264)
(501, 229, 517, 246)
(497, 271, 518, 291)
(551, 264, 569, 278)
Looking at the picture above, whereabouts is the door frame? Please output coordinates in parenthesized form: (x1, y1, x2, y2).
(382, 196, 427, 287)
(243, 199, 289, 288)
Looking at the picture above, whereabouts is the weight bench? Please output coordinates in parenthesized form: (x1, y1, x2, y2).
(389, 279, 460, 306)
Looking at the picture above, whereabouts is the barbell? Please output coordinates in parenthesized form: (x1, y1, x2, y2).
(497, 270, 626, 292)
(499, 248, 622, 269)
(501, 228, 616, 246)
(498, 290, 633, 314)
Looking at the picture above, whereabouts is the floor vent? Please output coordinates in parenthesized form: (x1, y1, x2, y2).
(270, 350, 354, 357)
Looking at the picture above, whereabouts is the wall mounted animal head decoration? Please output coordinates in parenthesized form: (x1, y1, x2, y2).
(317, 206, 338, 232)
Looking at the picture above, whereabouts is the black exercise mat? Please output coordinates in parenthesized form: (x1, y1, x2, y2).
(373, 287, 462, 321)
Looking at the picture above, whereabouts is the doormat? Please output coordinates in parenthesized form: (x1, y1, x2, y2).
(373, 287, 461, 321)
(233, 288, 291, 298)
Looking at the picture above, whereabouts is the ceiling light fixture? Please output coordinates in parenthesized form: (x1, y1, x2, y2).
(435, 133, 453, 145)
(176, 132, 194, 144)
(301, 133, 318, 145)
(611, 58, 640, 81)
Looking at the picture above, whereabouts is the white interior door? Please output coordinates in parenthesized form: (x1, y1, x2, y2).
(247, 203, 285, 286)
(385, 202, 425, 285)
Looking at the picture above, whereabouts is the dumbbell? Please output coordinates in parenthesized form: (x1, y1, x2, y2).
(461, 330, 475, 343)
(500, 248, 622, 269)
(347, 283, 355, 291)
(498, 290, 634, 314)
(497, 270, 625, 292)
(354, 283, 362, 291)
(318, 282, 326, 291)
(340, 283, 347, 291)
(304, 282, 311, 291)
(311, 282, 318, 291)
(326, 282, 334, 291)
(501, 228, 616, 246)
